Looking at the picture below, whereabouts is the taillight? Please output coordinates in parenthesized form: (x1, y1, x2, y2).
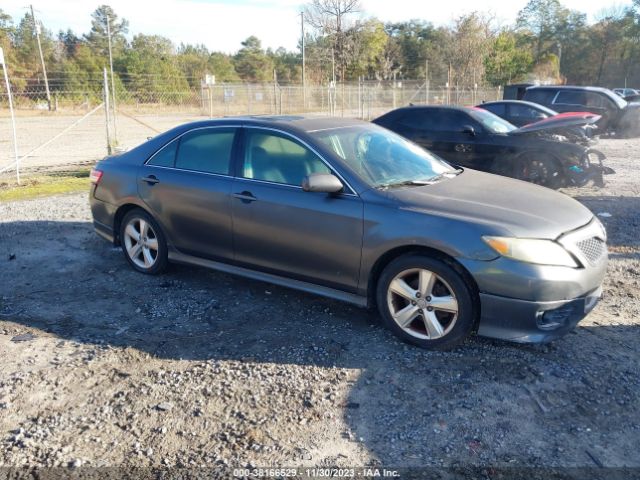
(89, 169, 103, 184)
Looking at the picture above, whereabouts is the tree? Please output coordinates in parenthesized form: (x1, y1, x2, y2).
(304, 0, 361, 81)
(234, 36, 273, 82)
(383, 20, 450, 83)
(517, 0, 566, 59)
(0, 8, 16, 69)
(119, 34, 189, 101)
(344, 19, 387, 79)
(448, 12, 495, 87)
(85, 5, 128, 58)
(484, 31, 533, 86)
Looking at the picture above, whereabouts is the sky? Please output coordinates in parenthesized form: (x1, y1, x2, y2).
(2, 0, 634, 53)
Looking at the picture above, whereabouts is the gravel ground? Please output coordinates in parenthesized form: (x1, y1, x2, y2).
(0, 136, 639, 474)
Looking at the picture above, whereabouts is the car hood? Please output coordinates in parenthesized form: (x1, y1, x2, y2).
(510, 112, 601, 135)
(389, 169, 594, 239)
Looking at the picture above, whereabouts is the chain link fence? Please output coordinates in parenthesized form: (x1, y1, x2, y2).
(0, 78, 501, 180)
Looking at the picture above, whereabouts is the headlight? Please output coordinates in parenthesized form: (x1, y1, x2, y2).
(482, 236, 578, 267)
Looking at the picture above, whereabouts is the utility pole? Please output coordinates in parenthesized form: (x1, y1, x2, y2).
(106, 13, 118, 143)
(30, 5, 51, 111)
(300, 11, 306, 112)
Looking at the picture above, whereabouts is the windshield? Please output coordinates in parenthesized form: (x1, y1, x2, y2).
(468, 108, 517, 133)
(606, 90, 628, 108)
(310, 124, 458, 188)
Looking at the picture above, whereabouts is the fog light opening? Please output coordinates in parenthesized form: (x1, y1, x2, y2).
(536, 304, 575, 331)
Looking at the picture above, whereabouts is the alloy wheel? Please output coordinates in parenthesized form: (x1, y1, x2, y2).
(123, 217, 159, 269)
(386, 268, 459, 340)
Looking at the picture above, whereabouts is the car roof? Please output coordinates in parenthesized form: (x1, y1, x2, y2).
(392, 105, 472, 114)
(526, 85, 612, 94)
(192, 115, 369, 133)
(158, 115, 370, 137)
(481, 100, 546, 108)
(479, 100, 557, 113)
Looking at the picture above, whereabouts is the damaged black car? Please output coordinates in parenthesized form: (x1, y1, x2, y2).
(373, 105, 613, 189)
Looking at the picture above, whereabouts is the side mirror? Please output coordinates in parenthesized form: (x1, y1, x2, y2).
(301, 173, 344, 193)
(462, 125, 476, 136)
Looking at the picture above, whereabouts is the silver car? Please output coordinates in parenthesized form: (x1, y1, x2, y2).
(89, 116, 607, 349)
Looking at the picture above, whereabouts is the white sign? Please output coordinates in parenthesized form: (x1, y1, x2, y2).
(0, 47, 5, 66)
(205, 74, 216, 85)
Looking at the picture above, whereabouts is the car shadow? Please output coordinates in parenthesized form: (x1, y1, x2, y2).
(1, 218, 639, 468)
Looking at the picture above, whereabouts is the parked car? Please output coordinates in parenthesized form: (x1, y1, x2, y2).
(373, 105, 611, 188)
(477, 100, 601, 144)
(522, 85, 640, 136)
(90, 116, 607, 349)
(613, 88, 639, 98)
(478, 100, 556, 127)
(502, 83, 535, 101)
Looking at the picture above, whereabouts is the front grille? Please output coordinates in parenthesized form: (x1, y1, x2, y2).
(576, 237, 606, 264)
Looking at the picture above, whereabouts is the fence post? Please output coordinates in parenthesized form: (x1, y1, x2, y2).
(247, 83, 251, 114)
(103, 67, 112, 155)
(0, 47, 20, 184)
(273, 69, 278, 114)
(209, 85, 213, 119)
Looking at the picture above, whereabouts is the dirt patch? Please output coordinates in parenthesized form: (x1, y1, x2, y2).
(0, 137, 639, 471)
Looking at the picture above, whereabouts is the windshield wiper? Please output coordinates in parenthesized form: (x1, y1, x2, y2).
(376, 179, 433, 190)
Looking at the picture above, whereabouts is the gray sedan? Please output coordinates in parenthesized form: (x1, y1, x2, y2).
(89, 116, 607, 349)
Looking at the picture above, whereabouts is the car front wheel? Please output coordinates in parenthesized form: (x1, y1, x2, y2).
(120, 209, 168, 275)
(376, 254, 477, 350)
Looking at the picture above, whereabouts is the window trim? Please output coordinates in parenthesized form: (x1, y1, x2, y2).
(238, 126, 358, 197)
(144, 125, 242, 178)
(143, 124, 358, 196)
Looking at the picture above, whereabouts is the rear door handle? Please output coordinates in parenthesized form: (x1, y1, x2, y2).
(233, 191, 257, 203)
(141, 175, 159, 185)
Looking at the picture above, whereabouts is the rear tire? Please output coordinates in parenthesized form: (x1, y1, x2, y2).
(119, 209, 168, 275)
(376, 254, 476, 350)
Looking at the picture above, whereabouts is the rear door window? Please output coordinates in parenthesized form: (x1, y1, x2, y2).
(510, 104, 545, 119)
(175, 128, 236, 175)
(554, 91, 587, 107)
(148, 139, 178, 167)
(397, 110, 438, 130)
(482, 104, 506, 116)
(523, 89, 557, 105)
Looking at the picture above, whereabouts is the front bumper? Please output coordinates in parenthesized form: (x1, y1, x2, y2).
(477, 286, 602, 343)
(567, 149, 614, 187)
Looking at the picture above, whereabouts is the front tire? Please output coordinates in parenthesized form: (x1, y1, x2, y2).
(376, 254, 477, 350)
(120, 209, 168, 275)
(515, 155, 564, 189)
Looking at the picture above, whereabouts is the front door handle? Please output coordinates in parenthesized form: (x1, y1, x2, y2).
(233, 191, 257, 203)
(141, 175, 159, 185)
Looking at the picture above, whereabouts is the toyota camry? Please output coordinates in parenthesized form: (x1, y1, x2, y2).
(89, 116, 607, 349)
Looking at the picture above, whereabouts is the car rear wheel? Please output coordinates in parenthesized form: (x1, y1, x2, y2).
(376, 254, 476, 350)
(120, 209, 168, 275)
(515, 155, 564, 189)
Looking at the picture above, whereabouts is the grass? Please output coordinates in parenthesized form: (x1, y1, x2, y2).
(0, 168, 92, 202)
